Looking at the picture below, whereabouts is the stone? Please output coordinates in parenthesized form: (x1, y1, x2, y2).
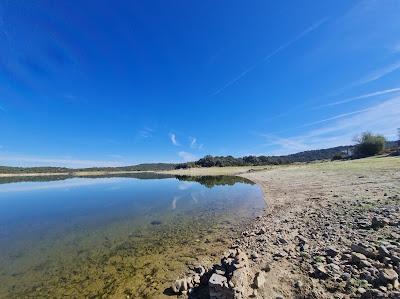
(325, 246, 339, 257)
(351, 252, 367, 264)
(359, 259, 372, 268)
(378, 246, 390, 259)
(379, 268, 398, 283)
(194, 265, 206, 276)
(171, 278, 188, 294)
(341, 272, 351, 281)
(254, 272, 265, 288)
(351, 243, 377, 259)
(371, 216, 389, 228)
(251, 252, 259, 260)
(313, 264, 329, 279)
(294, 280, 303, 288)
(209, 273, 227, 287)
(357, 287, 366, 294)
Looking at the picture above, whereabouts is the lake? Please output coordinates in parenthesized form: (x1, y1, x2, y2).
(0, 174, 264, 298)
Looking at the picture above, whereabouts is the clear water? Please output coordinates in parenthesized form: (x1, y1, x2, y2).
(0, 174, 264, 298)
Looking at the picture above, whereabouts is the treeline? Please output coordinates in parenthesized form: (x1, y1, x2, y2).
(0, 163, 177, 174)
(176, 145, 354, 168)
(1, 136, 398, 173)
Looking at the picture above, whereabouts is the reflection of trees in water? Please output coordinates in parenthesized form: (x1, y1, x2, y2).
(0, 175, 73, 184)
(174, 175, 254, 188)
(0, 173, 174, 185)
(0, 173, 253, 188)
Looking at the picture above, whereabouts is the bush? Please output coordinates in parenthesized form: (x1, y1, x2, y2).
(353, 132, 386, 158)
(331, 153, 344, 161)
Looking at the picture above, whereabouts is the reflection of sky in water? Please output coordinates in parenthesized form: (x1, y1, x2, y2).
(0, 178, 123, 193)
(0, 177, 264, 253)
(0, 176, 264, 297)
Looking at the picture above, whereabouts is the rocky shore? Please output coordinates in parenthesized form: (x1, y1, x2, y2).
(168, 157, 400, 298)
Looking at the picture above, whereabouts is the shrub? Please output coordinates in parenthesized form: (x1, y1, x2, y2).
(353, 132, 386, 158)
(331, 153, 344, 161)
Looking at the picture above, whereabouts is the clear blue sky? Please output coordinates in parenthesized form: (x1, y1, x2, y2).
(1, 0, 399, 167)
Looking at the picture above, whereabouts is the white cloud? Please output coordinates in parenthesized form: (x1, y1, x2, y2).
(260, 96, 400, 155)
(189, 136, 204, 150)
(169, 133, 179, 146)
(190, 137, 197, 148)
(178, 151, 197, 162)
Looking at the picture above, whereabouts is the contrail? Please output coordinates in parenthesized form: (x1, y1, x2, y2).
(212, 18, 328, 96)
(317, 87, 400, 108)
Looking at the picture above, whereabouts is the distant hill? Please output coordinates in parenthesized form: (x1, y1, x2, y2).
(0, 163, 177, 174)
(1, 141, 398, 173)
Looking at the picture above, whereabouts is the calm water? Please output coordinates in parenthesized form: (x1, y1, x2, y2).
(0, 174, 264, 298)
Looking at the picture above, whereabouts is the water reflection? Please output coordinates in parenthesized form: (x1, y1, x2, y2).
(0, 174, 263, 298)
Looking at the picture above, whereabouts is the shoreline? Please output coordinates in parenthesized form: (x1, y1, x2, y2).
(169, 156, 400, 298)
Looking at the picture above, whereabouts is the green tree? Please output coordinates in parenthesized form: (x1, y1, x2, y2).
(353, 132, 386, 158)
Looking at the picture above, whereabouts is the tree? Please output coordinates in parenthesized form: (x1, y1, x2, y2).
(353, 132, 386, 158)
(397, 128, 400, 149)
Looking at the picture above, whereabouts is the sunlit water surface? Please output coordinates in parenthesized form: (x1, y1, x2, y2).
(0, 174, 264, 298)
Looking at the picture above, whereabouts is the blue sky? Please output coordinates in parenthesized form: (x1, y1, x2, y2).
(1, 0, 400, 167)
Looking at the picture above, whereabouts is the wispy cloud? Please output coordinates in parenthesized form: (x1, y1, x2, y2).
(316, 87, 400, 108)
(212, 18, 327, 96)
(356, 61, 400, 86)
(190, 137, 197, 148)
(170, 133, 179, 146)
(259, 96, 400, 155)
(138, 127, 154, 139)
(189, 136, 203, 150)
(178, 151, 197, 162)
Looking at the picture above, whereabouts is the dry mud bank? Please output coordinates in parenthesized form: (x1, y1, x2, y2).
(170, 157, 400, 298)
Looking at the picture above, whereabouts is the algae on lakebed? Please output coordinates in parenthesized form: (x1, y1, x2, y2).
(0, 175, 264, 298)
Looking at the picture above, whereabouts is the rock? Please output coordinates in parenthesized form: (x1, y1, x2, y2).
(172, 278, 188, 294)
(325, 246, 339, 257)
(378, 246, 390, 259)
(371, 216, 389, 228)
(194, 265, 206, 276)
(209, 273, 227, 287)
(294, 280, 303, 288)
(253, 272, 265, 288)
(313, 264, 329, 279)
(351, 243, 377, 259)
(394, 279, 399, 290)
(379, 268, 398, 283)
(256, 228, 266, 235)
(209, 273, 233, 299)
(341, 272, 351, 281)
(250, 252, 259, 260)
(192, 274, 201, 285)
(351, 252, 367, 264)
(357, 287, 367, 294)
(359, 259, 372, 268)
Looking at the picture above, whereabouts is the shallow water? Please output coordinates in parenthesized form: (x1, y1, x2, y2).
(0, 174, 264, 298)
